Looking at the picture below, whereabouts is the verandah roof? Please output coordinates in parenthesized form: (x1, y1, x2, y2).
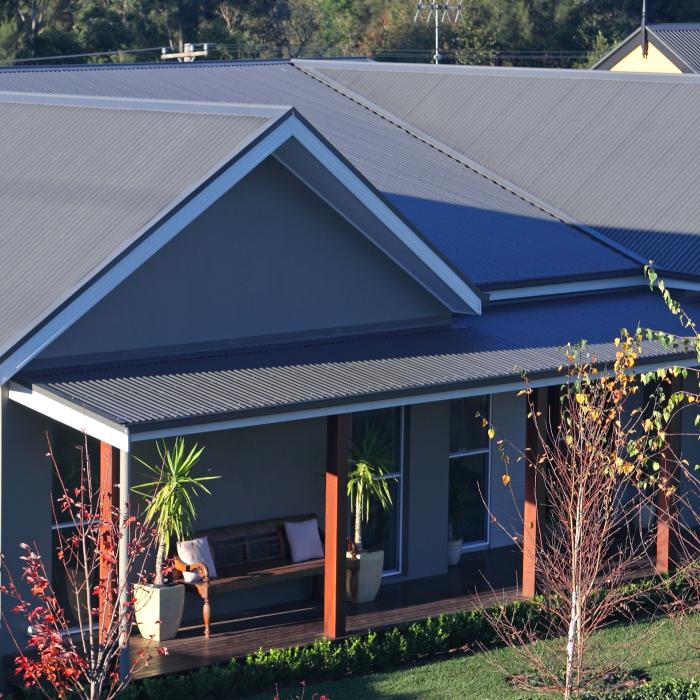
(11, 289, 699, 442)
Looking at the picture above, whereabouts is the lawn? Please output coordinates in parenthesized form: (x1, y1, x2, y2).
(251, 616, 700, 700)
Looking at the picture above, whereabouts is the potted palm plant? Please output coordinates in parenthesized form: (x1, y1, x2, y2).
(346, 423, 396, 604)
(131, 437, 219, 641)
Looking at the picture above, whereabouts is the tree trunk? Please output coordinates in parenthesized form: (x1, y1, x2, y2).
(564, 585, 578, 700)
(354, 491, 363, 551)
(154, 535, 165, 587)
(565, 480, 585, 699)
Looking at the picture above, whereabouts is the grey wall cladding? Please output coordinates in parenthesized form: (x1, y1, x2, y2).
(40, 157, 447, 361)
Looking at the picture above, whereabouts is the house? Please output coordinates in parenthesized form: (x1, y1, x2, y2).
(0, 60, 699, 680)
(593, 21, 700, 74)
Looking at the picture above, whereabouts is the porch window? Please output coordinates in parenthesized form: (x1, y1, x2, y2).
(49, 424, 100, 630)
(448, 396, 490, 547)
(351, 407, 406, 575)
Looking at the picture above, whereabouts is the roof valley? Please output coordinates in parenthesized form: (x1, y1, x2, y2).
(294, 61, 646, 271)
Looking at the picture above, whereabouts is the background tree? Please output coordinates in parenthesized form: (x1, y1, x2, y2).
(1, 0, 698, 67)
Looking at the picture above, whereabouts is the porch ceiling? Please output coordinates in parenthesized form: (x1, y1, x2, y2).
(11, 288, 699, 443)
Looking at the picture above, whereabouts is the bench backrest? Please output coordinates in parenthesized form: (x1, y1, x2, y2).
(189, 514, 320, 572)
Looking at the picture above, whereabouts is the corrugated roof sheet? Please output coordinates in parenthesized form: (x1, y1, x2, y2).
(0, 94, 279, 362)
(22, 288, 697, 429)
(0, 61, 639, 288)
(304, 61, 700, 278)
(651, 24, 700, 73)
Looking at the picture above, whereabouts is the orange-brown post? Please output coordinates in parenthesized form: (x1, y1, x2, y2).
(655, 480, 672, 575)
(324, 414, 350, 639)
(99, 441, 117, 643)
(655, 384, 682, 574)
(522, 388, 545, 598)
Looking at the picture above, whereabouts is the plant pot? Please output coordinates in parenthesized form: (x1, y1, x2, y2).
(447, 538, 463, 566)
(346, 549, 384, 603)
(134, 582, 185, 641)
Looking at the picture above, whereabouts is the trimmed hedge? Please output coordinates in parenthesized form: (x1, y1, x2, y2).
(113, 597, 543, 700)
(18, 576, 691, 700)
(581, 679, 700, 699)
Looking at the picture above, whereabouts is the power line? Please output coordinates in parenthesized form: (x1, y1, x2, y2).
(0, 41, 592, 68)
(1, 45, 163, 66)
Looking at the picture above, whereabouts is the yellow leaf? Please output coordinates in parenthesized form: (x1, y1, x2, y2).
(501, 473, 511, 486)
(575, 393, 586, 404)
(482, 418, 489, 427)
(488, 427, 496, 440)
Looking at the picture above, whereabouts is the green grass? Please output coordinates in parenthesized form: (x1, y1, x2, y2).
(250, 616, 700, 700)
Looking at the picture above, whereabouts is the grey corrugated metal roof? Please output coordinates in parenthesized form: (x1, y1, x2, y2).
(20, 288, 697, 429)
(0, 61, 639, 288)
(650, 24, 700, 72)
(303, 61, 700, 278)
(0, 93, 285, 364)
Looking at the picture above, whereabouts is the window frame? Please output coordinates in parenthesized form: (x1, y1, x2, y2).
(379, 405, 406, 578)
(448, 396, 492, 552)
(350, 405, 406, 578)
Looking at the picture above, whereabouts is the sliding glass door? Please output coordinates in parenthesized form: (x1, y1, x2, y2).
(350, 407, 406, 575)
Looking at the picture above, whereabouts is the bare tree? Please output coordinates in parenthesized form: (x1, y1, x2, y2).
(484, 336, 676, 698)
(1, 436, 162, 700)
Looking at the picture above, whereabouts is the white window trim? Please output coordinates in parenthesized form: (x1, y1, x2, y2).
(448, 396, 492, 551)
(380, 406, 406, 578)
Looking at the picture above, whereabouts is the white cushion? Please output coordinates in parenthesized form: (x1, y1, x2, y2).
(177, 536, 218, 583)
(284, 518, 324, 563)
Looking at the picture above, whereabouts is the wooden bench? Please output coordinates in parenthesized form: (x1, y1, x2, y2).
(172, 514, 325, 638)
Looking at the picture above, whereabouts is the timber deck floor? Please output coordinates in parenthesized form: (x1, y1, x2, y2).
(131, 546, 522, 679)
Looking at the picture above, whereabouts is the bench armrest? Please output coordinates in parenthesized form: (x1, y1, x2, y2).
(173, 554, 210, 581)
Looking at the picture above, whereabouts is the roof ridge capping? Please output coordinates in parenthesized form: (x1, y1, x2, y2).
(650, 22, 700, 29)
(294, 59, 647, 269)
(0, 58, 293, 74)
(0, 90, 294, 118)
(295, 58, 700, 84)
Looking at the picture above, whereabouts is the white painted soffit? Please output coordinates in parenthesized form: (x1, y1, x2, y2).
(8, 381, 129, 451)
(486, 275, 700, 302)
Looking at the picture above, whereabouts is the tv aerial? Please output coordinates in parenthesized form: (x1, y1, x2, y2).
(414, 2, 463, 64)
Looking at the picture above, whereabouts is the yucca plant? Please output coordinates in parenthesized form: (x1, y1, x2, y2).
(347, 423, 397, 552)
(132, 437, 219, 586)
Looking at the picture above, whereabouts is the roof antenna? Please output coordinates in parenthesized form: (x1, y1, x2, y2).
(161, 43, 209, 63)
(641, 0, 649, 58)
(414, 2, 462, 64)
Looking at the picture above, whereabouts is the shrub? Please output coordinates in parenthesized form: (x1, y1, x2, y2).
(581, 678, 700, 699)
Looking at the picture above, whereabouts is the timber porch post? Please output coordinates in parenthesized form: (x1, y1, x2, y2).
(98, 439, 131, 678)
(98, 441, 117, 644)
(324, 414, 350, 639)
(522, 388, 546, 598)
(655, 379, 682, 575)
